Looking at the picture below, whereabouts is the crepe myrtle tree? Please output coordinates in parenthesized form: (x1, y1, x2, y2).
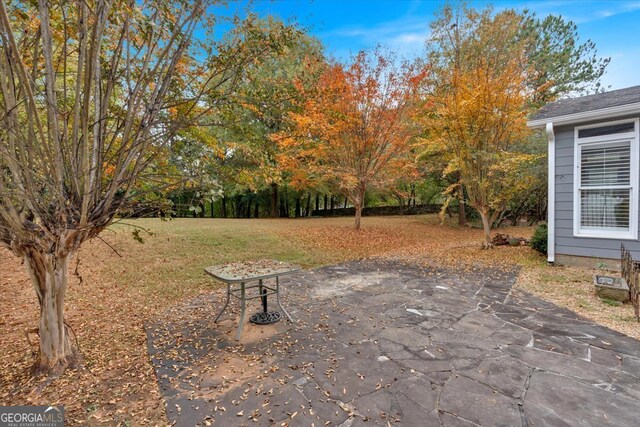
(0, 0, 293, 375)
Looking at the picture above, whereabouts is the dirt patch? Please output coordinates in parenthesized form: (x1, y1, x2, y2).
(313, 271, 400, 299)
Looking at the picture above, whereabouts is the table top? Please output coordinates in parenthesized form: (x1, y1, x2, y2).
(204, 260, 301, 283)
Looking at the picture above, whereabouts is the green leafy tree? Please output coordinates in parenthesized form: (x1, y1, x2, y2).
(215, 18, 325, 217)
(521, 12, 610, 106)
(515, 12, 610, 226)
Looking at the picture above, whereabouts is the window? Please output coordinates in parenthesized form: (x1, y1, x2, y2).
(574, 119, 639, 239)
(577, 122, 635, 138)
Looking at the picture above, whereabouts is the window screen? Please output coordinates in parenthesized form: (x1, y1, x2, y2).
(580, 142, 631, 231)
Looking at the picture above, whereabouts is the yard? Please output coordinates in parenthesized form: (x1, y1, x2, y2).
(0, 215, 637, 424)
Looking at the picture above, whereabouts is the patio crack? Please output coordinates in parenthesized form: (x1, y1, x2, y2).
(437, 409, 482, 426)
(517, 367, 535, 427)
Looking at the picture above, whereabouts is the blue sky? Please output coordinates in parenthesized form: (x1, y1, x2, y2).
(241, 0, 640, 90)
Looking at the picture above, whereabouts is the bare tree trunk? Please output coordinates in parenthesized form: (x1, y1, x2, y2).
(0, 0, 285, 378)
(234, 195, 242, 218)
(279, 191, 286, 217)
(353, 185, 366, 230)
(458, 188, 466, 226)
(411, 184, 416, 207)
(283, 187, 290, 217)
(354, 203, 362, 229)
(305, 193, 312, 217)
(24, 248, 78, 374)
(270, 183, 278, 218)
(479, 209, 493, 249)
(294, 196, 301, 218)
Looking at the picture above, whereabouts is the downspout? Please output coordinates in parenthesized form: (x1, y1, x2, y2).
(546, 122, 555, 264)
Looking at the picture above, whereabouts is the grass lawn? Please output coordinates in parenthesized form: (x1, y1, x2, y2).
(0, 214, 637, 425)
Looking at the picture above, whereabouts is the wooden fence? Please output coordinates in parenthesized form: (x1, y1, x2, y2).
(311, 204, 441, 217)
(620, 244, 640, 322)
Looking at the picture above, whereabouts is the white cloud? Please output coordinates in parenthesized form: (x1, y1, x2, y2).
(312, 0, 640, 89)
(386, 31, 428, 57)
(597, 10, 614, 18)
(391, 32, 425, 44)
(319, 13, 430, 60)
(553, 1, 639, 23)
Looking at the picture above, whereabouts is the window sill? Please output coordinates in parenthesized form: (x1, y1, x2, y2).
(573, 231, 638, 240)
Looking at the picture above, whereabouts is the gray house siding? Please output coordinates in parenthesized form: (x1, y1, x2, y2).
(553, 115, 640, 263)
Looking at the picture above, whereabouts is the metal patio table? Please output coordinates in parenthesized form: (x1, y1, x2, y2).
(204, 260, 300, 340)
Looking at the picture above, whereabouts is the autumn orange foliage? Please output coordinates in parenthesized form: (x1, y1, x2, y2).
(276, 50, 428, 229)
(423, 9, 539, 247)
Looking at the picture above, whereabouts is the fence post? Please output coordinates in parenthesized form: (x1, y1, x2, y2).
(621, 244, 639, 322)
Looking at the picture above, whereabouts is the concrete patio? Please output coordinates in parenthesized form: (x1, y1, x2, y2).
(147, 260, 640, 426)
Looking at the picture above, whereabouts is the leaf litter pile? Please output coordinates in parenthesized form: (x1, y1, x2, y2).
(0, 214, 637, 425)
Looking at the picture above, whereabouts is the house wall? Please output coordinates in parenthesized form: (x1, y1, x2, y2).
(554, 115, 640, 266)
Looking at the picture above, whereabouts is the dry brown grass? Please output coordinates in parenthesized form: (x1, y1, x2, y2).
(517, 265, 639, 340)
(0, 214, 637, 425)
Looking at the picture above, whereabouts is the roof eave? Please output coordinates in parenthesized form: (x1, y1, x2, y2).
(527, 102, 640, 129)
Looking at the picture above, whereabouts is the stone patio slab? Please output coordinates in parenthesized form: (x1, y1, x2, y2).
(523, 371, 639, 427)
(457, 356, 532, 398)
(146, 259, 640, 426)
(438, 375, 521, 426)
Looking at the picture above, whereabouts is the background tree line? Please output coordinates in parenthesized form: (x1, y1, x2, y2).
(152, 5, 607, 238)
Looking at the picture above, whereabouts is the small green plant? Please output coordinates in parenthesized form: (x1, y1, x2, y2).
(600, 298, 622, 307)
(530, 223, 547, 254)
(595, 262, 608, 270)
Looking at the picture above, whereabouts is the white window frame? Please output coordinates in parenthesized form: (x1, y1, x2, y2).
(573, 118, 639, 239)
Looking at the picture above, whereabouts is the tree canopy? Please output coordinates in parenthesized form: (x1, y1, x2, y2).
(276, 49, 427, 229)
(522, 12, 610, 106)
(423, 5, 539, 247)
